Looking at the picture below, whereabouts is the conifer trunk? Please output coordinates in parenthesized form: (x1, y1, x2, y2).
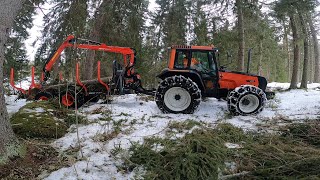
(236, 0, 245, 72)
(0, 0, 25, 163)
(84, 0, 110, 80)
(299, 13, 309, 89)
(258, 40, 263, 76)
(289, 15, 300, 89)
(283, 21, 291, 82)
(309, 16, 320, 83)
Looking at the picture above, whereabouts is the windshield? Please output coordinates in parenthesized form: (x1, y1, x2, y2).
(174, 49, 216, 73)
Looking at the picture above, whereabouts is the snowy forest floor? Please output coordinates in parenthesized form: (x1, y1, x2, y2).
(2, 82, 320, 179)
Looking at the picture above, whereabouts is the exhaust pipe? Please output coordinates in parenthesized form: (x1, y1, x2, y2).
(247, 48, 252, 74)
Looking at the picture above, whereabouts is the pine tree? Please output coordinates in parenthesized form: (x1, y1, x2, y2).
(309, 13, 320, 82)
(297, 0, 317, 88)
(274, 0, 300, 88)
(191, 1, 210, 45)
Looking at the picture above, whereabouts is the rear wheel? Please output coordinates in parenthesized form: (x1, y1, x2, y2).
(60, 90, 85, 108)
(156, 75, 201, 114)
(227, 85, 266, 115)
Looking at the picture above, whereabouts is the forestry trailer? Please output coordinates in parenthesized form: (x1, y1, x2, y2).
(11, 35, 273, 115)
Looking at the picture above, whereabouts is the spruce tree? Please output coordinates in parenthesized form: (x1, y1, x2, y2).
(4, 0, 40, 80)
(35, 0, 88, 81)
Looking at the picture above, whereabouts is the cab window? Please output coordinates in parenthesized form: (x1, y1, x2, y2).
(174, 50, 189, 69)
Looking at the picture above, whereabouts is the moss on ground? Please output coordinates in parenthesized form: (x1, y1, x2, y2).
(10, 101, 82, 139)
(0, 139, 68, 179)
(0, 141, 26, 166)
(123, 122, 320, 180)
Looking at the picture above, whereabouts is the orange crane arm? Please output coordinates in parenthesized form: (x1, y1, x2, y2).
(43, 35, 136, 81)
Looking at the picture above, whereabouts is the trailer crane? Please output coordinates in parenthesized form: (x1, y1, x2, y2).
(43, 35, 139, 85)
(33, 35, 151, 107)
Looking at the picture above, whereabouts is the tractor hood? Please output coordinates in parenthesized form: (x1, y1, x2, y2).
(219, 70, 268, 91)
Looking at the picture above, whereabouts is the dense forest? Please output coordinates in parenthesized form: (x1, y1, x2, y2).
(2, 1, 320, 179)
(4, 0, 320, 88)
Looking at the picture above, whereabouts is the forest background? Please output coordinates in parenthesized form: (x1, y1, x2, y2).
(4, 0, 320, 89)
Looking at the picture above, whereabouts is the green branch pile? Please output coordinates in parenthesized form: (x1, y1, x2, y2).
(122, 121, 320, 179)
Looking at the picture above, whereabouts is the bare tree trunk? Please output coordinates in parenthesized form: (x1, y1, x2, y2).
(236, 0, 245, 72)
(0, 0, 26, 163)
(309, 15, 320, 82)
(83, 0, 110, 80)
(309, 42, 314, 82)
(299, 13, 309, 89)
(84, 50, 95, 80)
(283, 21, 291, 82)
(52, 57, 60, 82)
(289, 15, 300, 89)
(258, 40, 263, 76)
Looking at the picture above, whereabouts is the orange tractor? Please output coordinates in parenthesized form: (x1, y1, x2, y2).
(155, 45, 272, 115)
(11, 36, 272, 115)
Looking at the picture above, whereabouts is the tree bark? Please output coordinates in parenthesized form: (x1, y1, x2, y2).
(236, 0, 245, 72)
(83, 0, 111, 80)
(299, 13, 309, 89)
(0, 0, 26, 163)
(283, 21, 291, 82)
(309, 15, 320, 82)
(289, 14, 300, 89)
(258, 40, 263, 76)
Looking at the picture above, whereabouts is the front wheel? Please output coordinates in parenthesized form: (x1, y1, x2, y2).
(155, 75, 201, 114)
(227, 85, 266, 115)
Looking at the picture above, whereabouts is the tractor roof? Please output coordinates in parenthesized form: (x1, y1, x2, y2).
(171, 45, 215, 51)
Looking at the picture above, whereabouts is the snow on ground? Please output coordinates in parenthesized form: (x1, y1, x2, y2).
(267, 82, 320, 90)
(5, 83, 320, 179)
(5, 95, 27, 117)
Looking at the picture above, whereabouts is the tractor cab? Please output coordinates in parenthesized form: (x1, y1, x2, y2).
(158, 45, 220, 97)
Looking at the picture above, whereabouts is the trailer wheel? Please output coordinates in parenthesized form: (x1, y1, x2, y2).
(60, 90, 85, 108)
(35, 92, 52, 101)
(156, 75, 201, 114)
(227, 85, 266, 115)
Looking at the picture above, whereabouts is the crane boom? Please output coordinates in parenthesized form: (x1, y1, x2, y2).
(43, 35, 136, 81)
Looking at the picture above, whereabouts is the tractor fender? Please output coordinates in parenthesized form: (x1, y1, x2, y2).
(157, 68, 205, 92)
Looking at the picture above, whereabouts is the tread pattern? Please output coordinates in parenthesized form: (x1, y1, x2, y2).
(227, 85, 266, 115)
(155, 75, 201, 114)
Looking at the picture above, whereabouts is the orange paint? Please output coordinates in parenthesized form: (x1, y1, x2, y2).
(97, 61, 110, 91)
(76, 62, 88, 95)
(219, 72, 259, 90)
(10, 68, 26, 94)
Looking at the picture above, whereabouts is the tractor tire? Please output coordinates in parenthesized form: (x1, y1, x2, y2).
(227, 85, 266, 115)
(34, 91, 53, 101)
(60, 89, 85, 109)
(156, 75, 201, 114)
